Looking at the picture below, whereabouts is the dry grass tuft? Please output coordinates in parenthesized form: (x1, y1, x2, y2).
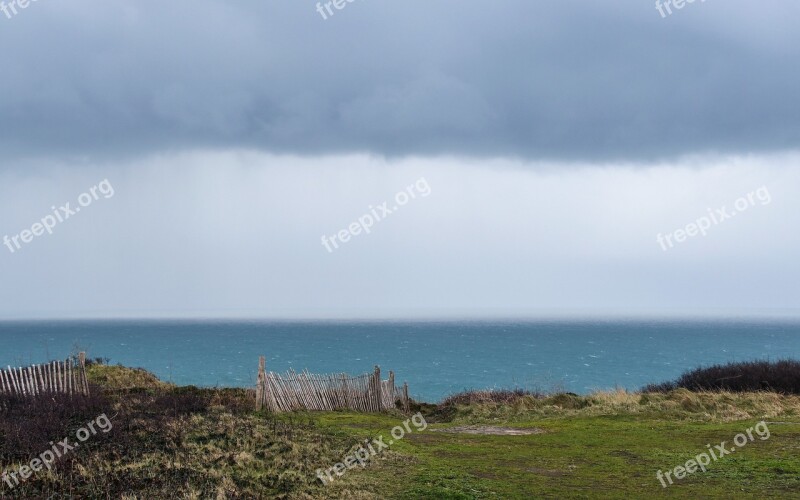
(436, 387, 800, 424)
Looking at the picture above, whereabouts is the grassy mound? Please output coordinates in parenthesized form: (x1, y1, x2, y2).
(86, 363, 172, 391)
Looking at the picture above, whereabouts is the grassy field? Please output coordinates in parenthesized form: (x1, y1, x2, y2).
(1, 364, 800, 498)
(310, 391, 800, 499)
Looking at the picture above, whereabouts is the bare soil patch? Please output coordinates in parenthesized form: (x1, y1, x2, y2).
(527, 467, 565, 477)
(431, 425, 545, 435)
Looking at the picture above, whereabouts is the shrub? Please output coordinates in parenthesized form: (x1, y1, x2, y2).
(0, 391, 110, 462)
(152, 386, 212, 416)
(643, 359, 800, 394)
(545, 393, 589, 410)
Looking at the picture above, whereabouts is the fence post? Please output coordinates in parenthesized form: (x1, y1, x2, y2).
(388, 370, 395, 410)
(79, 352, 90, 396)
(68, 358, 73, 395)
(256, 356, 266, 411)
(340, 373, 349, 411)
(403, 382, 410, 413)
(373, 366, 382, 412)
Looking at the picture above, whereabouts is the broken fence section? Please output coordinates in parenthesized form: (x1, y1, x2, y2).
(255, 357, 410, 413)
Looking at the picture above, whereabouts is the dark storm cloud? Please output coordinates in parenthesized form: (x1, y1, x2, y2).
(0, 0, 799, 162)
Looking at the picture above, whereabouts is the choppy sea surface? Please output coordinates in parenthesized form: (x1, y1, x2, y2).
(1, 319, 798, 402)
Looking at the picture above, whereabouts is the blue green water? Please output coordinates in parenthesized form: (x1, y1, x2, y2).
(1, 319, 798, 402)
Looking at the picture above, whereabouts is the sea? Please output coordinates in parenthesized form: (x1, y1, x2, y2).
(1, 319, 798, 402)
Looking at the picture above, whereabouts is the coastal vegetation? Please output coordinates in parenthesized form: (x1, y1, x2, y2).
(0, 360, 799, 498)
(643, 359, 800, 394)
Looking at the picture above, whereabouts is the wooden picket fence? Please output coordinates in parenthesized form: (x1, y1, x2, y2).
(0, 352, 90, 397)
(255, 357, 410, 413)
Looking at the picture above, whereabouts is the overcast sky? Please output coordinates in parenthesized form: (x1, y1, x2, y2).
(0, 1, 798, 319)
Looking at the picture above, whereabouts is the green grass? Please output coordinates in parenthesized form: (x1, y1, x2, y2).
(305, 412, 800, 499)
(298, 387, 800, 498)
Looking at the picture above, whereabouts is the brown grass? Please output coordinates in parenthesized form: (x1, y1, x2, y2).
(436, 388, 800, 423)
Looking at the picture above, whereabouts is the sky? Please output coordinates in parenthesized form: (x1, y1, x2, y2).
(0, 0, 798, 319)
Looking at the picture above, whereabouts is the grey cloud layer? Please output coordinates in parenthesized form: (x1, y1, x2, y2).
(1, 153, 797, 318)
(1, 0, 799, 161)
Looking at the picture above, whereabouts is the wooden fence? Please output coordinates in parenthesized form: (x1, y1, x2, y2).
(0, 352, 90, 397)
(256, 357, 410, 413)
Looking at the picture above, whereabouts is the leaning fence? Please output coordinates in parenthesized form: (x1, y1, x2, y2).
(0, 352, 90, 397)
(256, 357, 410, 413)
